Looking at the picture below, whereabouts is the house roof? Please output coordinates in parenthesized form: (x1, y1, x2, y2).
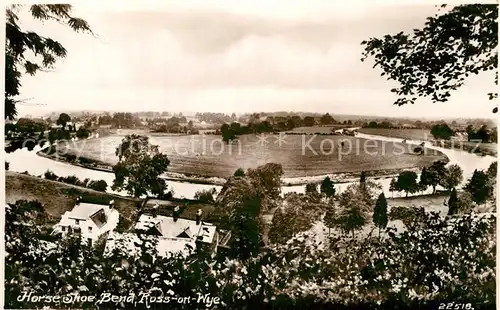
(68, 203, 105, 220)
(135, 214, 216, 243)
(104, 232, 195, 257)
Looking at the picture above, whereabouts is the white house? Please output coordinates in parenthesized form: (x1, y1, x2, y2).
(452, 132, 468, 142)
(52, 199, 120, 246)
(104, 208, 218, 257)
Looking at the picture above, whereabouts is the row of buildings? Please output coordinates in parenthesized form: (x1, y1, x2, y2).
(52, 199, 219, 257)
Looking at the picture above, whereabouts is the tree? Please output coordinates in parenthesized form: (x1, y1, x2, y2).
(431, 123, 454, 140)
(397, 171, 419, 197)
(456, 191, 475, 214)
(305, 182, 318, 195)
(335, 184, 369, 237)
(465, 169, 493, 205)
(220, 123, 236, 142)
(361, 4, 498, 113)
(323, 207, 336, 237)
(422, 161, 447, 194)
(269, 193, 324, 244)
(360, 171, 367, 190)
(215, 177, 262, 257)
(320, 176, 336, 198)
(112, 134, 170, 198)
(487, 161, 497, 180)
(246, 163, 284, 206)
(440, 164, 463, 191)
(320, 113, 335, 125)
(233, 168, 245, 177)
(389, 177, 398, 197)
(193, 188, 217, 203)
(303, 116, 315, 127)
(5, 161, 10, 171)
(6, 5, 92, 120)
(373, 193, 388, 238)
(76, 127, 90, 139)
(57, 113, 71, 128)
(305, 182, 321, 203)
(447, 188, 458, 216)
(87, 179, 107, 192)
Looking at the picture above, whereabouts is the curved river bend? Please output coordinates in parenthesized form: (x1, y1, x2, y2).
(5, 133, 496, 199)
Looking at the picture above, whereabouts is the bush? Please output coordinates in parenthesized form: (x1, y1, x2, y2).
(193, 188, 217, 203)
(44, 170, 58, 180)
(87, 180, 108, 192)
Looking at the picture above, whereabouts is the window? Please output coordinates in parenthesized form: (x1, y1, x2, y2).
(75, 219, 80, 225)
(61, 226, 66, 232)
(88, 226, 92, 233)
(88, 238, 92, 247)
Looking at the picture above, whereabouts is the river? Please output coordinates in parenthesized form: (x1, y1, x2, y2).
(5, 133, 496, 199)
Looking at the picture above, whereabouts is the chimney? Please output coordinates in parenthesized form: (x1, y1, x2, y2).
(109, 199, 115, 209)
(196, 209, 202, 225)
(173, 206, 180, 222)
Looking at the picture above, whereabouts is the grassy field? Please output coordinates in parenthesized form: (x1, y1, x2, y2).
(5, 172, 216, 226)
(358, 128, 432, 141)
(359, 128, 497, 155)
(54, 133, 446, 178)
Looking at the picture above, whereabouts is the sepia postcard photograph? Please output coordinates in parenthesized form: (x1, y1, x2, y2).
(3, 1, 498, 309)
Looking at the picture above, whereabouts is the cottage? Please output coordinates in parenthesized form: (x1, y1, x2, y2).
(105, 207, 218, 257)
(52, 199, 119, 246)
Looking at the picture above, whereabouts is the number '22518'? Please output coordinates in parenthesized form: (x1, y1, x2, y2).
(438, 303, 473, 310)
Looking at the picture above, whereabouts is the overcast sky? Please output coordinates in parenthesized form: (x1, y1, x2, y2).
(15, 1, 497, 118)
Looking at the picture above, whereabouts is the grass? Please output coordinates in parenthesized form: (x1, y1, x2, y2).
(53, 133, 446, 178)
(5, 172, 217, 227)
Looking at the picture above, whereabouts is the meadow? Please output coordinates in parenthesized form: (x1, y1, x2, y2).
(57, 132, 446, 178)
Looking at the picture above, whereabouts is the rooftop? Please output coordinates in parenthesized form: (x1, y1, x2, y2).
(105, 232, 196, 257)
(68, 203, 105, 220)
(135, 214, 216, 243)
